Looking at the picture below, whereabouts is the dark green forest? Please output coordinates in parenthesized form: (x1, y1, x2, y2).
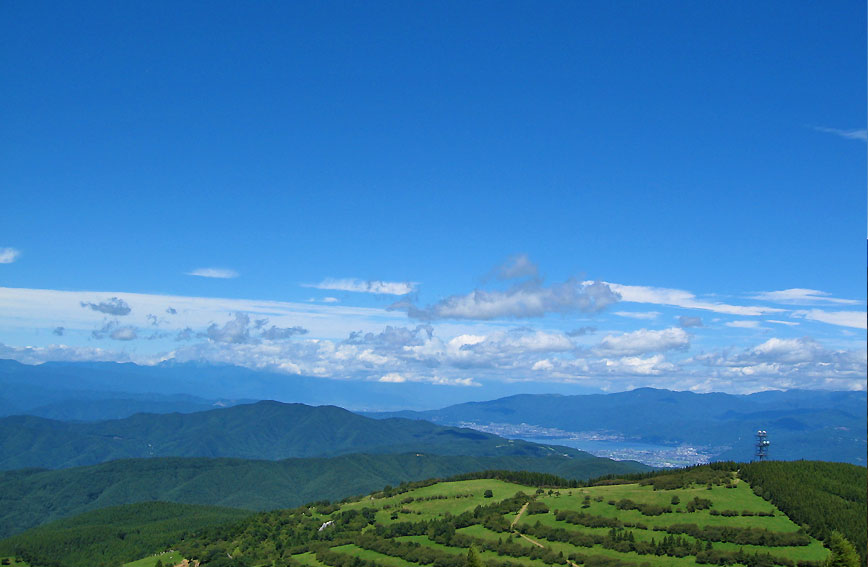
(739, 460, 866, 565)
(0, 401, 632, 470)
(0, 453, 646, 539)
(0, 502, 250, 567)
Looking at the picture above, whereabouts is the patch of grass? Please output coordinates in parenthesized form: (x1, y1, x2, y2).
(122, 550, 183, 567)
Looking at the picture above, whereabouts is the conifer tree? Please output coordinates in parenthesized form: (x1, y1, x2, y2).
(466, 546, 484, 567)
(825, 532, 860, 567)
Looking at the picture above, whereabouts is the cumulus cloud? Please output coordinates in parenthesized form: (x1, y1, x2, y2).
(305, 278, 416, 295)
(604, 282, 783, 316)
(598, 354, 677, 376)
(0, 247, 21, 264)
(751, 288, 861, 306)
(451, 328, 574, 367)
(260, 325, 308, 340)
(187, 268, 239, 279)
(678, 316, 703, 328)
(346, 325, 434, 347)
(394, 279, 619, 321)
(81, 297, 132, 316)
(494, 254, 539, 280)
(694, 337, 866, 381)
(200, 312, 309, 344)
(379, 372, 407, 383)
(792, 309, 867, 330)
(176, 327, 195, 341)
(813, 126, 868, 141)
(594, 327, 690, 356)
(91, 320, 138, 341)
(201, 313, 252, 344)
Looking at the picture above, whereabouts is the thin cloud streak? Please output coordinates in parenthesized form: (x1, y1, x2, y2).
(305, 278, 416, 295)
(187, 268, 239, 279)
(751, 288, 861, 306)
(603, 282, 784, 316)
(813, 126, 868, 141)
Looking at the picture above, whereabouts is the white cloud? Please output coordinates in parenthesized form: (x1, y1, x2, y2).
(725, 320, 761, 328)
(603, 282, 784, 316)
(813, 126, 868, 141)
(322, 297, 340, 303)
(600, 354, 676, 376)
(614, 311, 661, 320)
(678, 316, 703, 328)
(495, 254, 539, 279)
(694, 337, 866, 383)
(767, 320, 799, 326)
(0, 248, 20, 264)
(792, 309, 867, 330)
(397, 280, 619, 320)
(0, 286, 405, 341)
(430, 376, 480, 387)
(305, 278, 416, 295)
(594, 327, 690, 356)
(379, 372, 407, 383)
(81, 297, 132, 316)
(751, 288, 861, 306)
(0, 342, 131, 364)
(187, 268, 239, 279)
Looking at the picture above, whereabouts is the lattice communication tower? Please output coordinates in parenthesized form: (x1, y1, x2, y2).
(755, 430, 770, 461)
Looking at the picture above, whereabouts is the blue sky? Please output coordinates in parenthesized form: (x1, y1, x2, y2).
(1, 1, 865, 394)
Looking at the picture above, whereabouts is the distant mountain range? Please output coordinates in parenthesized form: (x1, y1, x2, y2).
(368, 388, 867, 465)
(0, 358, 598, 416)
(0, 400, 640, 470)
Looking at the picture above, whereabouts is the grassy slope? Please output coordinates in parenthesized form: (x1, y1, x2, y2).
(173, 468, 847, 567)
(0, 453, 647, 539)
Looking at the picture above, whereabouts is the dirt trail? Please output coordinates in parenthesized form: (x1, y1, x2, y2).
(511, 501, 579, 565)
(516, 531, 545, 548)
(511, 502, 529, 529)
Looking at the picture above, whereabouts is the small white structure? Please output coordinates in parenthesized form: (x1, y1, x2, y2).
(318, 520, 334, 532)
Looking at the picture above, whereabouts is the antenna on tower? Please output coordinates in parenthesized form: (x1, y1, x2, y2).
(755, 430, 770, 461)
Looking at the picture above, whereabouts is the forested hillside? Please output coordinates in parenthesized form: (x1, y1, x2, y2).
(0, 502, 250, 567)
(0, 453, 647, 538)
(739, 460, 866, 565)
(0, 400, 610, 470)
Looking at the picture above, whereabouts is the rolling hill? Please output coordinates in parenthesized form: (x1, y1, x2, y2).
(0, 400, 626, 470)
